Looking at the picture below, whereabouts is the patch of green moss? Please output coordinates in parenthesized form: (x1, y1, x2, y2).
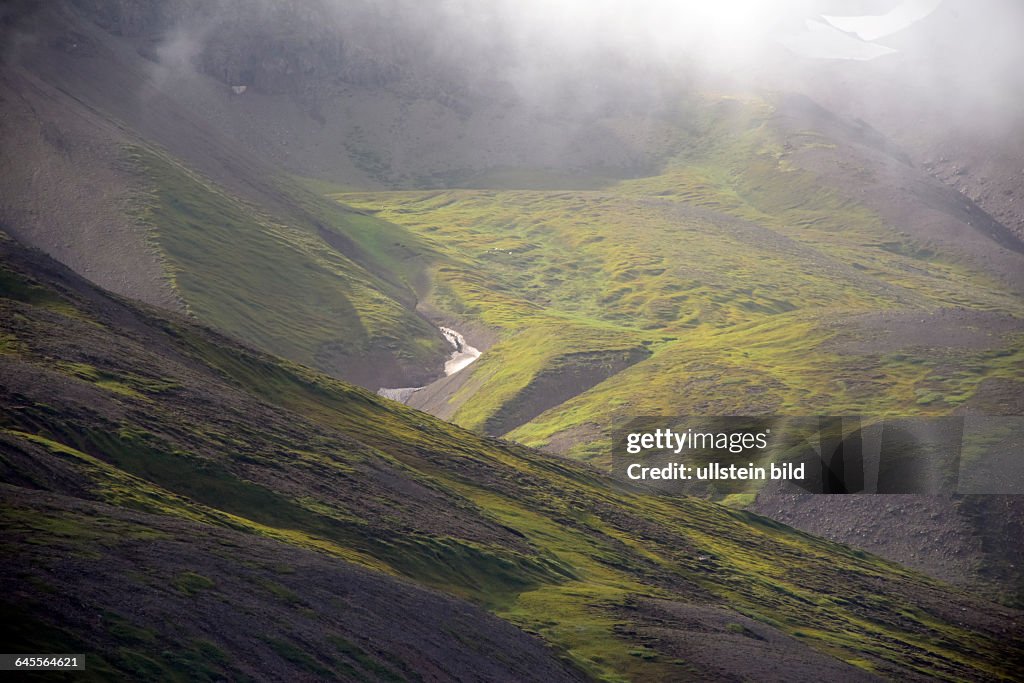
(173, 571, 215, 596)
(329, 636, 405, 682)
(263, 638, 334, 677)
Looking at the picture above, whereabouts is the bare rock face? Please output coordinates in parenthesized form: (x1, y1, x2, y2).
(748, 493, 1024, 606)
(923, 145, 1024, 242)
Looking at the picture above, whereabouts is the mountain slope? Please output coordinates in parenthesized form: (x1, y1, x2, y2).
(1, 486, 589, 683)
(3, 2, 1023, 675)
(2, 232, 1022, 680)
(0, 0, 451, 389)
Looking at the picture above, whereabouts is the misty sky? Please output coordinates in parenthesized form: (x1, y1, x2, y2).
(123, 0, 1024, 144)
(396, 0, 1020, 112)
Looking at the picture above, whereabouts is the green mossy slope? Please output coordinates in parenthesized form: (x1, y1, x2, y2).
(126, 145, 447, 388)
(1, 233, 1020, 681)
(336, 94, 1024, 458)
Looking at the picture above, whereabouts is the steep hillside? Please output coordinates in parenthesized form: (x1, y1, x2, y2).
(2, 233, 1022, 680)
(783, 0, 1024, 240)
(0, 0, 452, 389)
(1, 486, 589, 683)
(0, 0, 706, 391)
(3, 1, 1023, 675)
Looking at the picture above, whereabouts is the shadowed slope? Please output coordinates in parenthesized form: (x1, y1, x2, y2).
(1, 232, 1021, 681)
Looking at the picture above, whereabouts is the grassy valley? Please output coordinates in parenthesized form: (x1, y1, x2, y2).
(2, 2, 1023, 679)
(336, 94, 1024, 462)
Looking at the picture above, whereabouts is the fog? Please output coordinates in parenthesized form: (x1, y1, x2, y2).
(314, 0, 1024, 134)
(823, 0, 943, 40)
(115, 0, 1021, 131)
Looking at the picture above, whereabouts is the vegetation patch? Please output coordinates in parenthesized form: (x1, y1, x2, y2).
(126, 145, 446, 384)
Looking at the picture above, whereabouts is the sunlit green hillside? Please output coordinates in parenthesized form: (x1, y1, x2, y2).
(336, 94, 1024, 462)
(1, 231, 1019, 681)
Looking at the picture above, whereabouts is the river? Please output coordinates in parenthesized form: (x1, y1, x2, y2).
(378, 326, 481, 403)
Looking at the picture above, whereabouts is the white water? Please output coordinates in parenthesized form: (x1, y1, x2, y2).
(440, 326, 481, 376)
(378, 326, 481, 402)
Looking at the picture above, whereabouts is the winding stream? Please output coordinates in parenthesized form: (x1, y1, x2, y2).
(440, 326, 481, 376)
(378, 326, 480, 403)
